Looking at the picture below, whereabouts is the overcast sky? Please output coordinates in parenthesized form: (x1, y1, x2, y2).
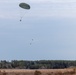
(0, 0, 76, 60)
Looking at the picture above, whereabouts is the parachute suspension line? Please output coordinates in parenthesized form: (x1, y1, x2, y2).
(19, 0, 22, 21)
(20, 12, 26, 21)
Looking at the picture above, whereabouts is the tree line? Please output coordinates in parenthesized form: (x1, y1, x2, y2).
(0, 60, 76, 69)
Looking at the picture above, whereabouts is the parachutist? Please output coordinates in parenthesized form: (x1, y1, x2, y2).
(32, 39, 33, 41)
(20, 19, 22, 22)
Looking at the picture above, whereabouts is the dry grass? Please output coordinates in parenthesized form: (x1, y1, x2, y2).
(0, 68, 76, 75)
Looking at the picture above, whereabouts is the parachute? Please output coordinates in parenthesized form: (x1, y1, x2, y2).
(19, 3, 30, 21)
(19, 3, 30, 9)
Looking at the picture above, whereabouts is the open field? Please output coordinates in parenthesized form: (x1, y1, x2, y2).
(0, 68, 76, 75)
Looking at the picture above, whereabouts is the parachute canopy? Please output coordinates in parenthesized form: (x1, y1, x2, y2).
(19, 3, 30, 9)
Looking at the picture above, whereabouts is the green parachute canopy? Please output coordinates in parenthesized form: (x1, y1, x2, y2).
(19, 3, 30, 9)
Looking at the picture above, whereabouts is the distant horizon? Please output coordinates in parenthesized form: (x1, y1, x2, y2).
(0, 59, 76, 61)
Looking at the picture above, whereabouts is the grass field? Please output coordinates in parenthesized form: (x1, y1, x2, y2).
(0, 68, 76, 75)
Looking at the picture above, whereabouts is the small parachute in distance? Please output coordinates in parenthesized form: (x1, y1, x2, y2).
(30, 39, 34, 45)
(19, 3, 30, 10)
